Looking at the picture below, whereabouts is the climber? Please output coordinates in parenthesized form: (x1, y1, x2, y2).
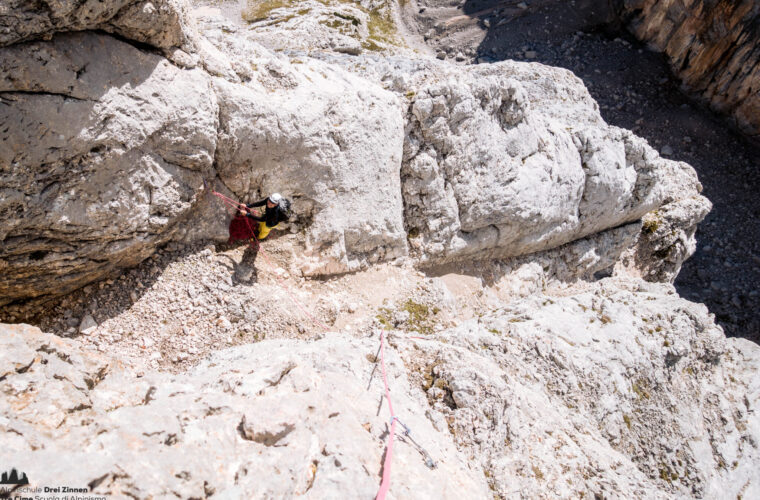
(232, 192, 291, 241)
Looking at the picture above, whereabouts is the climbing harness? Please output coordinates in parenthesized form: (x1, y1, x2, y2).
(205, 181, 436, 498)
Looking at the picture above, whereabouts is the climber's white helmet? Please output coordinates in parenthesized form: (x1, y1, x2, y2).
(269, 193, 283, 204)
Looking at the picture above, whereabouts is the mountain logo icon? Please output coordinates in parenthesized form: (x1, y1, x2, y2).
(0, 468, 29, 485)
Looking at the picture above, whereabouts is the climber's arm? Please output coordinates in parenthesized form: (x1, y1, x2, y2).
(247, 198, 268, 208)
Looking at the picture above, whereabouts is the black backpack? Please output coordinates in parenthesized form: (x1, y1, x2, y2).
(276, 199, 292, 222)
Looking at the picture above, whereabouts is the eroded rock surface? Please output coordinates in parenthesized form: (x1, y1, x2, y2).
(0, 0, 193, 51)
(0, 32, 219, 305)
(0, 1, 710, 304)
(0, 323, 488, 498)
(403, 279, 760, 498)
(401, 61, 709, 266)
(311, 52, 710, 272)
(2, 279, 758, 498)
(212, 70, 407, 276)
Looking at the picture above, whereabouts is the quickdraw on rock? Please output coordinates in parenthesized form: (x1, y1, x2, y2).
(390, 416, 437, 470)
(375, 330, 437, 500)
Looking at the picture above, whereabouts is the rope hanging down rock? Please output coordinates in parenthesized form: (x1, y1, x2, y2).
(375, 330, 436, 500)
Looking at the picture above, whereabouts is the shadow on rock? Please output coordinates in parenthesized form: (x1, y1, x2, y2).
(413, 0, 760, 342)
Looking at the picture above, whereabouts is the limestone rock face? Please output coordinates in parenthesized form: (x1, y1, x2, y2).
(404, 62, 707, 264)
(0, 323, 488, 498)
(0, 12, 408, 301)
(614, 0, 760, 137)
(212, 69, 408, 276)
(402, 279, 760, 498)
(0, 32, 218, 305)
(2, 279, 758, 498)
(0, 0, 192, 51)
(0, 2, 713, 303)
(190, 14, 411, 275)
(327, 55, 710, 270)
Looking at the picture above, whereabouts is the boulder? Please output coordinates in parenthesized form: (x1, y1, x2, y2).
(0, 0, 193, 52)
(348, 56, 711, 271)
(0, 32, 218, 305)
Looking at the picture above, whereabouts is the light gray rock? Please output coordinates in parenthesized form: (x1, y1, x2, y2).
(0, 323, 488, 498)
(0, 0, 193, 52)
(1, 1, 712, 304)
(1, 10, 411, 301)
(0, 324, 37, 378)
(398, 278, 760, 498)
(396, 59, 709, 269)
(213, 71, 408, 275)
(2, 278, 758, 498)
(0, 32, 219, 305)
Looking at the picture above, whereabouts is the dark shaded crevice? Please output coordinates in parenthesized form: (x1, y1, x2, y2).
(252, 424, 295, 446)
(304, 460, 318, 493)
(75, 63, 88, 79)
(236, 418, 249, 440)
(142, 385, 157, 405)
(88, 472, 112, 491)
(266, 363, 295, 387)
(679, 48, 693, 74)
(38, 344, 73, 364)
(66, 403, 92, 413)
(15, 358, 36, 374)
(84, 364, 110, 390)
(376, 441, 389, 485)
(90, 28, 165, 57)
(0, 90, 90, 102)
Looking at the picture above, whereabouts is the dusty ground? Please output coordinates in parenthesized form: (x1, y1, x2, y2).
(399, 0, 760, 342)
(2, 219, 599, 373)
(2, 231, 552, 372)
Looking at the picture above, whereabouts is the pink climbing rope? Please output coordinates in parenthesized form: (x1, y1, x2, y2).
(376, 329, 397, 500)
